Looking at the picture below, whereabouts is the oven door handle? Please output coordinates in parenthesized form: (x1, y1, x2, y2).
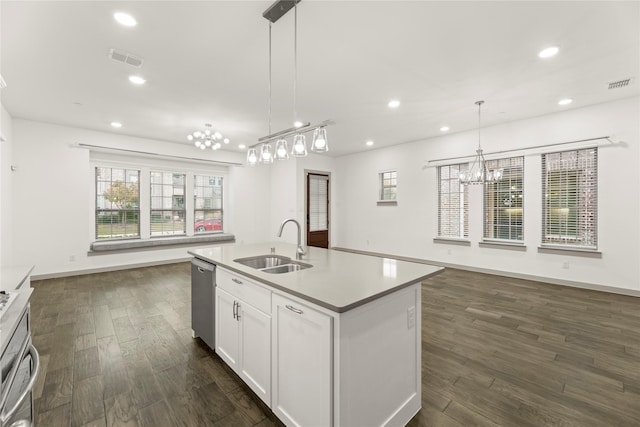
(0, 341, 40, 424)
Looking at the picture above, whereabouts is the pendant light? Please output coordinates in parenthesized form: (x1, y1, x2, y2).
(247, 148, 258, 166)
(291, 134, 308, 157)
(311, 126, 328, 153)
(275, 138, 289, 160)
(460, 100, 503, 185)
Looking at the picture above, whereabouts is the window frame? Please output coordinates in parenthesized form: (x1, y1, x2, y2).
(90, 156, 228, 245)
(541, 147, 598, 250)
(437, 163, 469, 240)
(150, 171, 187, 237)
(378, 170, 398, 203)
(95, 167, 141, 241)
(193, 175, 224, 234)
(482, 156, 525, 243)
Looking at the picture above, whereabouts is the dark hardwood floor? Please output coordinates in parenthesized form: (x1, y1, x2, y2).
(30, 263, 640, 426)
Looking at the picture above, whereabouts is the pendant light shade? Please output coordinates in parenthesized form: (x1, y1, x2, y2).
(275, 139, 289, 160)
(260, 143, 274, 164)
(247, 148, 258, 166)
(291, 133, 308, 157)
(311, 127, 328, 153)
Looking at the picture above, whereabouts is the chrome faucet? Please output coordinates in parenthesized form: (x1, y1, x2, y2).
(277, 218, 306, 260)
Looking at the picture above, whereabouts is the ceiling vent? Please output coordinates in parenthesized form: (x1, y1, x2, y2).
(608, 77, 633, 90)
(108, 48, 144, 68)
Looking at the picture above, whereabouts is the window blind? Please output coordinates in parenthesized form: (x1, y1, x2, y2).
(438, 164, 469, 238)
(542, 148, 597, 248)
(309, 174, 329, 232)
(194, 175, 224, 233)
(483, 156, 524, 241)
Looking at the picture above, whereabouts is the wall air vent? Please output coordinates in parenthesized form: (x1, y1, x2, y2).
(608, 78, 633, 90)
(108, 48, 144, 68)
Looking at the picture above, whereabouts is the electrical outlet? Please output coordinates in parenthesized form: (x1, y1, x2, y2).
(69, 255, 76, 262)
(366, 239, 370, 246)
(447, 249, 452, 255)
(562, 261, 569, 269)
(407, 306, 415, 329)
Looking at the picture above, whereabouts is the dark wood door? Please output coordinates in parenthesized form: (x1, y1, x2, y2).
(306, 173, 329, 248)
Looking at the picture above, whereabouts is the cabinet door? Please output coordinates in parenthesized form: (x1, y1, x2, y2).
(272, 294, 332, 427)
(215, 287, 239, 370)
(239, 302, 271, 405)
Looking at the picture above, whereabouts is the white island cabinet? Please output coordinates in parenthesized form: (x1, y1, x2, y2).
(272, 293, 332, 426)
(190, 242, 444, 427)
(215, 267, 271, 405)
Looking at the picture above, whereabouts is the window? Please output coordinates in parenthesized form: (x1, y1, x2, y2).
(150, 171, 186, 237)
(438, 163, 469, 239)
(308, 173, 329, 232)
(194, 175, 223, 233)
(542, 148, 597, 248)
(379, 171, 397, 201)
(95, 167, 140, 240)
(483, 157, 524, 241)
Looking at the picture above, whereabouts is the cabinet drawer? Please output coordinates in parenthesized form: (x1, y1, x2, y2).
(217, 268, 271, 314)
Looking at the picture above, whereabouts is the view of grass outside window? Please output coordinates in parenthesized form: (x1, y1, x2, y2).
(438, 163, 469, 238)
(542, 148, 597, 248)
(95, 167, 140, 240)
(194, 175, 223, 233)
(380, 171, 397, 201)
(150, 171, 186, 237)
(483, 157, 524, 241)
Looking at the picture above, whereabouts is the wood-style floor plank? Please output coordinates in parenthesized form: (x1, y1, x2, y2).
(31, 263, 640, 426)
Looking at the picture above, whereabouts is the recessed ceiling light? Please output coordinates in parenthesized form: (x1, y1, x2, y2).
(238, 144, 247, 149)
(388, 100, 400, 108)
(294, 121, 304, 128)
(110, 122, 123, 128)
(538, 46, 559, 58)
(114, 12, 137, 27)
(128, 75, 146, 85)
(366, 140, 374, 147)
(558, 98, 573, 106)
(440, 126, 450, 132)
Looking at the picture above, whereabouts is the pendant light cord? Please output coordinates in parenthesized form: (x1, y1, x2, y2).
(476, 100, 484, 150)
(269, 22, 272, 136)
(293, 1, 298, 124)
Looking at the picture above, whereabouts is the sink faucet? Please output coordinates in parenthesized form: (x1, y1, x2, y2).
(277, 218, 306, 260)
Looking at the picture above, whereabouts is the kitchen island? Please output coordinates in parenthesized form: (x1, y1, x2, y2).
(189, 242, 443, 427)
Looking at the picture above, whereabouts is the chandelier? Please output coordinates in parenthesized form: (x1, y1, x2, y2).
(247, 0, 332, 166)
(459, 101, 503, 185)
(188, 123, 230, 151)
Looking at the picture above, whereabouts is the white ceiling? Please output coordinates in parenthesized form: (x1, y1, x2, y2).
(1, 1, 638, 157)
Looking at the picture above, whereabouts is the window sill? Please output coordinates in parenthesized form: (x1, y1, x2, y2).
(433, 237, 471, 246)
(537, 245, 602, 258)
(479, 241, 527, 251)
(376, 200, 398, 206)
(90, 233, 235, 253)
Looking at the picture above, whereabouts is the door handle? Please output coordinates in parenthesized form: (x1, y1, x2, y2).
(0, 342, 40, 424)
(198, 267, 206, 273)
(285, 305, 303, 315)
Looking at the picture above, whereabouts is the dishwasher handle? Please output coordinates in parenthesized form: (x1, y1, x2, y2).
(192, 258, 214, 272)
(0, 341, 40, 424)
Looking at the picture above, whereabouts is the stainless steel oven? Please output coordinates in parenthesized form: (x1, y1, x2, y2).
(0, 307, 40, 427)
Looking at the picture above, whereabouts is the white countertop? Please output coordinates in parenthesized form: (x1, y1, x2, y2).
(1, 265, 35, 355)
(189, 243, 443, 312)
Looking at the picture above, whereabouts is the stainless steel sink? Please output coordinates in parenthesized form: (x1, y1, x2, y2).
(261, 261, 313, 274)
(233, 254, 312, 274)
(233, 255, 291, 269)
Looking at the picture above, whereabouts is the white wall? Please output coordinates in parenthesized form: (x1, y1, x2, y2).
(11, 119, 271, 277)
(0, 105, 14, 268)
(335, 97, 640, 292)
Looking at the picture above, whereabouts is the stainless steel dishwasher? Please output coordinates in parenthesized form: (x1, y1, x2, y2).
(191, 258, 215, 350)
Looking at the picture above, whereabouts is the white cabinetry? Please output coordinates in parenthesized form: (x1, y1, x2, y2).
(271, 293, 332, 427)
(215, 268, 271, 405)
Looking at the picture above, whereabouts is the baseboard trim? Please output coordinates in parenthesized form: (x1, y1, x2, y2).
(31, 257, 191, 281)
(331, 247, 640, 298)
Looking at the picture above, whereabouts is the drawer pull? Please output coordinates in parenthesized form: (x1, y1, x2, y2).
(233, 301, 237, 319)
(285, 305, 303, 315)
(232, 278, 243, 285)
